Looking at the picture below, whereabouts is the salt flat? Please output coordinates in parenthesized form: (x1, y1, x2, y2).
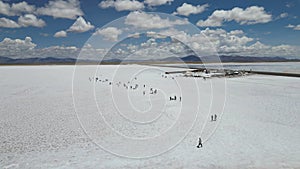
(170, 62, 300, 73)
(0, 65, 299, 169)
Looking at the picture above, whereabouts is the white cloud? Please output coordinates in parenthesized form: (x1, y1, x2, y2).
(197, 6, 272, 27)
(0, 1, 36, 16)
(40, 33, 49, 37)
(173, 3, 209, 16)
(129, 33, 140, 38)
(286, 24, 295, 28)
(286, 2, 294, 8)
(0, 0, 83, 20)
(125, 11, 188, 29)
(99, 0, 114, 8)
(146, 31, 167, 39)
(67, 16, 94, 33)
(141, 38, 157, 48)
(0, 17, 20, 28)
(99, 0, 144, 11)
(130, 28, 300, 58)
(54, 30, 67, 38)
(201, 29, 299, 57)
(229, 30, 244, 35)
(275, 12, 288, 20)
(18, 14, 46, 27)
(285, 24, 300, 31)
(0, 37, 36, 58)
(1, 36, 36, 49)
(1, 31, 300, 60)
(126, 44, 138, 53)
(144, 0, 173, 6)
(11, 1, 35, 14)
(93, 27, 123, 41)
(80, 45, 108, 59)
(279, 12, 288, 18)
(154, 28, 300, 57)
(0, 1, 11, 16)
(36, 0, 83, 19)
(0, 14, 45, 28)
(202, 28, 253, 46)
(0, 36, 82, 59)
(293, 25, 300, 30)
(37, 45, 79, 58)
(0, 37, 109, 60)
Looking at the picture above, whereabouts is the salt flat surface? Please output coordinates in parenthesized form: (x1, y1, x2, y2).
(171, 62, 300, 73)
(0, 65, 299, 169)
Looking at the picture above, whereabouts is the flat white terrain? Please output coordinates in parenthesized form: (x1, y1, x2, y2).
(171, 62, 300, 73)
(0, 65, 299, 169)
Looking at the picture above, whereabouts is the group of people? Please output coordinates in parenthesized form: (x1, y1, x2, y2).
(89, 76, 163, 97)
(211, 114, 217, 121)
(149, 88, 157, 94)
(118, 81, 141, 91)
(89, 77, 108, 83)
(90, 75, 212, 149)
(169, 95, 181, 101)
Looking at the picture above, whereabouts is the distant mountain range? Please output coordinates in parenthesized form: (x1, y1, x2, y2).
(160, 55, 300, 63)
(0, 56, 77, 64)
(0, 55, 299, 65)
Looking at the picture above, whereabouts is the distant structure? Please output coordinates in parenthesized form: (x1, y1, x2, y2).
(166, 68, 249, 79)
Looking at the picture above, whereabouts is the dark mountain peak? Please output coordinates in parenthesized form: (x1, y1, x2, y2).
(181, 55, 201, 62)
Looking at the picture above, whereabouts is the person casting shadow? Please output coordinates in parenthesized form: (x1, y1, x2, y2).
(197, 137, 202, 148)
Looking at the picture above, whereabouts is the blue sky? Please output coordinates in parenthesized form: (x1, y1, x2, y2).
(0, 0, 300, 59)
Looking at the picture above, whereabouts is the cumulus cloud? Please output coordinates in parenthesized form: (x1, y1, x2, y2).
(0, 1, 36, 16)
(202, 28, 253, 46)
(125, 11, 188, 29)
(144, 0, 173, 6)
(36, 0, 83, 19)
(99, 0, 144, 11)
(0, 36, 82, 59)
(146, 31, 167, 39)
(93, 27, 123, 41)
(0, 36, 109, 60)
(141, 38, 157, 48)
(37, 45, 79, 58)
(173, 3, 209, 16)
(197, 6, 272, 27)
(286, 24, 294, 28)
(155, 28, 300, 57)
(37, 45, 106, 60)
(0, 0, 84, 20)
(202, 29, 299, 57)
(18, 14, 46, 27)
(0, 17, 20, 28)
(0, 14, 45, 28)
(0, 37, 36, 58)
(275, 12, 289, 20)
(126, 44, 138, 53)
(98, 0, 114, 8)
(129, 33, 140, 38)
(0, 36, 36, 49)
(54, 30, 67, 38)
(285, 24, 300, 31)
(279, 12, 288, 18)
(1, 31, 300, 60)
(67, 16, 94, 33)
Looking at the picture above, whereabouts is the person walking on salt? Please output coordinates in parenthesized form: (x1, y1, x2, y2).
(197, 137, 203, 148)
